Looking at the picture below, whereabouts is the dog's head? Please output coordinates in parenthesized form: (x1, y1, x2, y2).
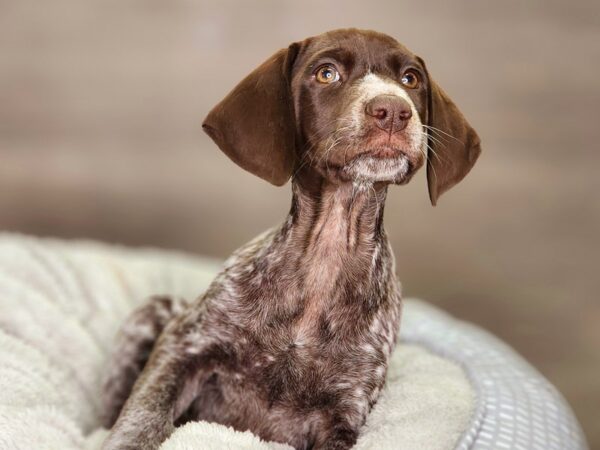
(203, 29, 481, 204)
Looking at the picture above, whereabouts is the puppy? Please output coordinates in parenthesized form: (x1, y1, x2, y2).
(101, 28, 481, 450)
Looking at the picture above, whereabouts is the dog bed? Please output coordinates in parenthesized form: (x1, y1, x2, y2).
(0, 233, 587, 450)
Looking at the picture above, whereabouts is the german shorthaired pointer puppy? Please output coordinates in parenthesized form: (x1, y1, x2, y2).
(102, 28, 481, 450)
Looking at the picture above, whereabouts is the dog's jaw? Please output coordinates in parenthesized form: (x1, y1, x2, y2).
(343, 154, 411, 185)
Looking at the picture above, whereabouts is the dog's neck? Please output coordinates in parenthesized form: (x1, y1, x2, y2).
(287, 169, 388, 256)
(280, 168, 391, 299)
(258, 168, 395, 338)
(225, 167, 398, 339)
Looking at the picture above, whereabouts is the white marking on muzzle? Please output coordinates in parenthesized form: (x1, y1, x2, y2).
(340, 73, 427, 183)
(350, 73, 425, 145)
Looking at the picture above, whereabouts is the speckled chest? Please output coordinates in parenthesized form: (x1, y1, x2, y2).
(190, 326, 389, 447)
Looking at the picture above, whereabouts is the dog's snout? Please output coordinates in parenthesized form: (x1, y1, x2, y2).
(364, 95, 412, 133)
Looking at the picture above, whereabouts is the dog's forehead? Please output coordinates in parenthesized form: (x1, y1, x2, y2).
(299, 29, 415, 68)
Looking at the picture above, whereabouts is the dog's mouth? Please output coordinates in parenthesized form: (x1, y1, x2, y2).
(354, 145, 405, 161)
(314, 127, 425, 184)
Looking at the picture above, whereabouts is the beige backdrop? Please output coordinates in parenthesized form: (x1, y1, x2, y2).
(1, 0, 598, 446)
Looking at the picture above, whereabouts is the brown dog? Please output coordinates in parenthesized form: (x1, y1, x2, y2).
(101, 28, 481, 450)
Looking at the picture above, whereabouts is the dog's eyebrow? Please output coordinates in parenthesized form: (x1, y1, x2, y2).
(306, 47, 355, 70)
(386, 52, 423, 75)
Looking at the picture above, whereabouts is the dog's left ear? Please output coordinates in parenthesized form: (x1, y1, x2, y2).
(202, 44, 301, 186)
(418, 58, 482, 205)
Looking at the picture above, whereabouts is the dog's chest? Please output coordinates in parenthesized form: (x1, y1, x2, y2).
(232, 293, 393, 395)
(205, 328, 389, 445)
(216, 237, 398, 410)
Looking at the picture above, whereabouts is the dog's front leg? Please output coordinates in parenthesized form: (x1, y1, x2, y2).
(319, 427, 359, 450)
(314, 413, 363, 450)
(102, 326, 223, 450)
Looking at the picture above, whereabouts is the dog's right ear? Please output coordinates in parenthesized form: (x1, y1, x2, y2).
(202, 44, 301, 186)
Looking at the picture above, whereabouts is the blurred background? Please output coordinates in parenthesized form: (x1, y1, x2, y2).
(1, 0, 598, 445)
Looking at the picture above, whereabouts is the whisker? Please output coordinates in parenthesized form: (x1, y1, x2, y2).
(428, 137, 450, 153)
(292, 116, 361, 180)
(422, 125, 463, 145)
(425, 141, 445, 165)
(368, 184, 382, 214)
(421, 127, 452, 147)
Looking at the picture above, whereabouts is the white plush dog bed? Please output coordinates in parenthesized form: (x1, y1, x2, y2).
(0, 234, 587, 450)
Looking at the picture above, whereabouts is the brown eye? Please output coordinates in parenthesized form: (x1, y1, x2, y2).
(401, 70, 420, 89)
(315, 65, 340, 84)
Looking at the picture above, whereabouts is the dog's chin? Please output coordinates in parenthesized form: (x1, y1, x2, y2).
(339, 153, 413, 185)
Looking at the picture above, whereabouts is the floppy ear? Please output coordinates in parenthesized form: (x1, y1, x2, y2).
(420, 60, 482, 205)
(202, 44, 300, 186)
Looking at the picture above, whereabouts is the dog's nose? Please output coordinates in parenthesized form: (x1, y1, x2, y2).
(364, 95, 412, 133)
